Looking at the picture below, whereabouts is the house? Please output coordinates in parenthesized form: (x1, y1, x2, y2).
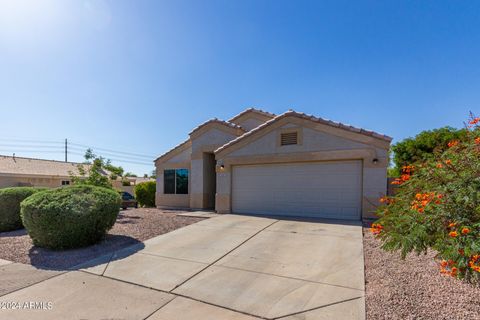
(0, 155, 89, 188)
(154, 108, 392, 220)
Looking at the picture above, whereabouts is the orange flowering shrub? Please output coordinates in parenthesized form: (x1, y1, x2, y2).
(374, 113, 480, 283)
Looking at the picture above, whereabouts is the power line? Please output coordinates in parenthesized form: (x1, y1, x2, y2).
(69, 142, 154, 159)
(68, 146, 154, 162)
(0, 138, 63, 144)
(68, 151, 153, 166)
(0, 144, 64, 149)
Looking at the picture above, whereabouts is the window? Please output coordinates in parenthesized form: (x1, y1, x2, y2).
(164, 169, 189, 194)
(280, 131, 298, 145)
(61, 180, 70, 186)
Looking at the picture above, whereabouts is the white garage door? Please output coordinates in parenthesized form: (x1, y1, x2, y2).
(232, 160, 362, 220)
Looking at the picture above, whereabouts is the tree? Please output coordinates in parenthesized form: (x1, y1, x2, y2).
(71, 149, 114, 188)
(374, 115, 480, 282)
(124, 172, 137, 177)
(390, 126, 467, 176)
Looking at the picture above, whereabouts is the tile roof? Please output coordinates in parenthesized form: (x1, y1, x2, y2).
(228, 108, 276, 122)
(0, 155, 92, 177)
(188, 118, 244, 136)
(215, 110, 392, 154)
(154, 139, 191, 162)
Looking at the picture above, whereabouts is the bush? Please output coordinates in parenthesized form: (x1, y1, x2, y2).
(391, 126, 467, 176)
(374, 114, 480, 282)
(21, 185, 121, 250)
(0, 187, 47, 232)
(134, 181, 156, 207)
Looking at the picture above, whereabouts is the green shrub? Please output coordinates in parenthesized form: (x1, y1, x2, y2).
(0, 187, 47, 232)
(390, 126, 467, 176)
(134, 181, 156, 207)
(373, 114, 480, 282)
(21, 185, 121, 250)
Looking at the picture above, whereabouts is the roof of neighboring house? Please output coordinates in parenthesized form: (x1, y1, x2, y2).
(228, 108, 276, 122)
(131, 177, 155, 184)
(0, 155, 92, 177)
(215, 110, 393, 154)
(188, 118, 245, 136)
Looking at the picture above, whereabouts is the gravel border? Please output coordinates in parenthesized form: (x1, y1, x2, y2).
(0, 208, 204, 270)
(363, 227, 480, 320)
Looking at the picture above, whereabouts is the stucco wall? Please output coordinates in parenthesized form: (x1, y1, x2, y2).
(155, 145, 192, 209)
(215, 120, 389, 219)
(237, 118, 266, 131)
(0, 175, 70, 189)
(189, 128, 238, 209)
(230, 126, 369, 157)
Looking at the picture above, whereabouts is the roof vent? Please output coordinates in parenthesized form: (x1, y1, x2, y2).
(280, 132, 298, 146)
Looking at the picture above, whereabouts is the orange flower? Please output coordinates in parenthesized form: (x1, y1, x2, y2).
(469, 117, 480, 125)
(379, 196, 392, 204)
(370, 223, 384, 235)
(461, 227, 470, 234)
(475, 137, 480, 145)
(458, 248, 465, 255)
(448, 222, 457, 228)
(391, 179, 402, 185)
(450, 267, 458, 277)
(449, 231, 458, 238)
(436, 163, 443, 168)
(447, 140, 459, 148)
(445, 159, 452, 165)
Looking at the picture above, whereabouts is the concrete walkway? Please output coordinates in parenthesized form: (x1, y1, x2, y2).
(0, 214, 365, 320)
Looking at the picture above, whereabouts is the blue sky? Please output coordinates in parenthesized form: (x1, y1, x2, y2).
(0, 0, 479, 175)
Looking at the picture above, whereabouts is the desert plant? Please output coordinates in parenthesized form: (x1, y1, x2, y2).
(0, 187, 47, 232)
(21, 185, 120, 250)
(390, 126, 467, 176)
(134, 181, 156, 207)
(373, 114, 480, 282)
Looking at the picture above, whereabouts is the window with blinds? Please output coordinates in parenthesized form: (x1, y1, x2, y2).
(280, 131, 298, 145)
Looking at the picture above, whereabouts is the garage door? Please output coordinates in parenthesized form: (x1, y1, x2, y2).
(232, 160, 362, 220)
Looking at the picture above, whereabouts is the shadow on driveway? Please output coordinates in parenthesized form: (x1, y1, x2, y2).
(28, 235, 144, 272)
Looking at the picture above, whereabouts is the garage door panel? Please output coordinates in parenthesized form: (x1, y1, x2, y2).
(232, 161, 362, 220)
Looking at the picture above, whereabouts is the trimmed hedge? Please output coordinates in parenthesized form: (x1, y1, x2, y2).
(21, 185, 121, 250)
(134, 181, 156, 207)
(0, 187, 47, 232)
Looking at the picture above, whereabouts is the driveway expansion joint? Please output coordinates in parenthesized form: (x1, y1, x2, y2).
(272, 296, 364, 319)
(214, 263, 365, 292)
(169, 219, 280, 293)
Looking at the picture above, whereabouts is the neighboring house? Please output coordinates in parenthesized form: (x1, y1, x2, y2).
(0, 155, 90, 188)
(154, 108, 392, 220)
(114, 176, 155, 195)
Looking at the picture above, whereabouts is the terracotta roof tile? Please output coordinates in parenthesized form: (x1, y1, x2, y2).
(215, 110, 392, 154)
(154, 139, 191, 162)
(0, 155, 91, 177)
(228, 108, 276, 122)
(188, 118, 244, 136)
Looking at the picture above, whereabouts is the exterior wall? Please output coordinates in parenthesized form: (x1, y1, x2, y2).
(190, 128, 238, 209)
(237, 118, 267, 131)
(0, 174, 70, 189)
(215, 119, 390, 220)
(155, 145, 192, 209)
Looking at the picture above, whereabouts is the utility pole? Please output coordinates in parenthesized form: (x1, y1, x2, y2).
(65, 139, 68, 162)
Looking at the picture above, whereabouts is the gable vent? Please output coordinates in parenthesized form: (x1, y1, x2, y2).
(280, 132, 298, 146)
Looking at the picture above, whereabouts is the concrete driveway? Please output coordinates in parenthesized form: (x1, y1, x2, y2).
(0, 214, 365, 320)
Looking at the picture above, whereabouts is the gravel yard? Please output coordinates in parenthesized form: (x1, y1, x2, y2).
(363, 227, 480, 320)
(0, 208, 204, 270)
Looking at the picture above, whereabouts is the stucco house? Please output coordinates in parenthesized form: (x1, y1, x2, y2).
(0, 155, 88, 188)
(154, 108, 392, 220)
